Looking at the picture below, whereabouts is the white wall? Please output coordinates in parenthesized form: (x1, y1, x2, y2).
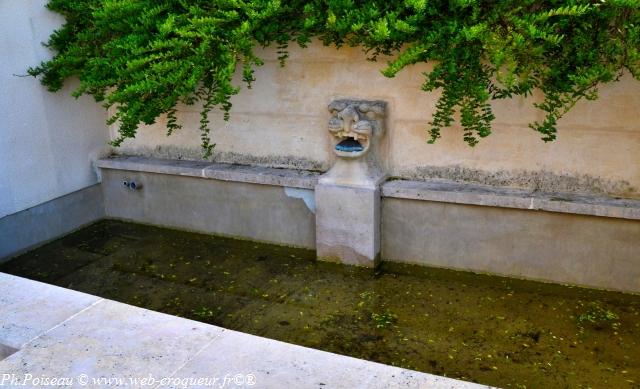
(0, 1, 109, 218)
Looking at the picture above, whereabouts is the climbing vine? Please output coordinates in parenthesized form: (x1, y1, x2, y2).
(30, 0, 640, 157)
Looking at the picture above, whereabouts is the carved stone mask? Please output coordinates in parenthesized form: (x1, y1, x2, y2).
(328, 99, 387, 159)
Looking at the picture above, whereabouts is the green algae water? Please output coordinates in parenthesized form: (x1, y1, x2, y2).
(1, 220, 639, 388)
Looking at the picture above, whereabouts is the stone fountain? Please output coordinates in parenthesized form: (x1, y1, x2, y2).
(315, 99, 387, 267)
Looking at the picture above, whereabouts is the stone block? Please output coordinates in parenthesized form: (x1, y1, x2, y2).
(315, 183, 380, 267)
(0, 299, 224, 381)
(0, 273, 100, 349)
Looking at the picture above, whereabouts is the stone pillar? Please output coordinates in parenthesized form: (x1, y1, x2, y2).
(315, 99, 387, 267)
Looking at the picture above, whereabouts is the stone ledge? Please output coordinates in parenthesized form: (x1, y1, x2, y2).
(96, 156, 320, 190)
(96, 156, 640, 220)
(382, 179, 640, 220)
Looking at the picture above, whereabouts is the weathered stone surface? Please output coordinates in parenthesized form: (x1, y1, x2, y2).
(398, 165, 638, 200)
(97, 155, 640, 290)
(320, 99, 388, 189)
(96, 156, 319, 189)
(315, 99, 387, 267)
(382, 197, 640, 293)
(0, 298, 224, 384)
(382, 179, 640, 220)
(101, 169, 317, 249)
(0, 274, 100, 349)
(316, 184, 380, 267)
(203, 163, 319, 190)
(97, 156, 640, 220)
(109, 42, 640, 199)
(96, 156, 212, 177)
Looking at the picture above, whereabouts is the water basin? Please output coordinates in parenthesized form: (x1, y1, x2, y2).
(1, 220, 638, 388)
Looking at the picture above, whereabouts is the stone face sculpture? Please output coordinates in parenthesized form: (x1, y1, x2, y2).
(315, 99, 388, 268)
(328, 99, 386, 159)
(322, 99, 388, 188)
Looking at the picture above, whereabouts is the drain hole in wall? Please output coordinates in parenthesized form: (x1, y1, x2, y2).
(0, 343, 18, 361)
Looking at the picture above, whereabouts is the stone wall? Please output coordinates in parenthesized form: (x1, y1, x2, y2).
(96, 157, 640, 292)
(0, 1, 109, 218)
(101, 168, 317, 249)
(382, 198, 640, 292)
(113, 41, 640, 199)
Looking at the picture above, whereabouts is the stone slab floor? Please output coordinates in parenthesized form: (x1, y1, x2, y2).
(0, 273, 491, 388)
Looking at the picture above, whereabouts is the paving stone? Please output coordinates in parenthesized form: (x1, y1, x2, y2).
(0, 298, 224, 386)
(0, 273, 100, 349)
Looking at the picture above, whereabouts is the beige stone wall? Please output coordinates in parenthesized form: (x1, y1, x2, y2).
(382, 198, 640, 293)
(112, 41, 640, 198)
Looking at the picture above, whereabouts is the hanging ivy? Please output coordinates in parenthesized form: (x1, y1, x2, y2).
(29, 0, 640, 157)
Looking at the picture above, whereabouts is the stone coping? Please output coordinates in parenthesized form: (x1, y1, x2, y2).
(96, 156, 320, 190)
(0, 273, 492, 389)
(96, 156, 640, 220)
(382, 179, 640, 221)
